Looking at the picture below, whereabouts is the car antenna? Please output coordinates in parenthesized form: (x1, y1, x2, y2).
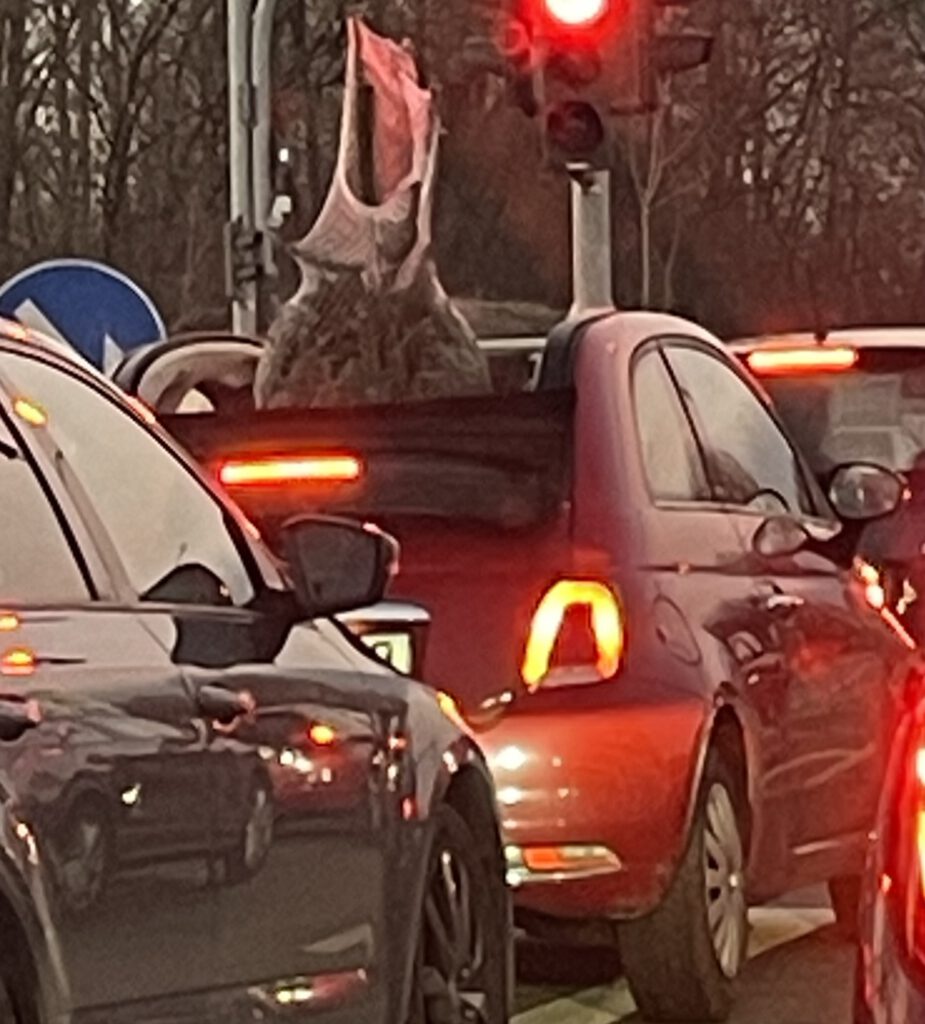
(813, 326, 828, 345)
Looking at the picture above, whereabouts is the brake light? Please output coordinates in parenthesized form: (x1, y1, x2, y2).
(745, 347, 858, 376)
(521, 580, 624, 690)
(218, 455, 362, 487)
(893, 719, 925, 962)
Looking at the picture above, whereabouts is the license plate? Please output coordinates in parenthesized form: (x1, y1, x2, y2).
(360, 632, 413, 674)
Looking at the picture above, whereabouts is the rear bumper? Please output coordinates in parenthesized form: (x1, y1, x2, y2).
(478, 697, 707, 920)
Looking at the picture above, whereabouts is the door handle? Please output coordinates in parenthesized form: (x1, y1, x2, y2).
(764, 593, 805, 615)
(196, 685, 255, 727)
(0, 699, 40, 742)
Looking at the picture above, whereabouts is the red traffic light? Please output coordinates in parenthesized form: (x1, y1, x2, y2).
(542, 0, 609, 28)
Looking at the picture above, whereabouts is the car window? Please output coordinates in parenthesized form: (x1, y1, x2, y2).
(755, 349, 925, 476)
(632, 348, 710, 502)
(664, 343, 814, 516)
(0, 419, 88, 604)
(0, 354, 255, 608)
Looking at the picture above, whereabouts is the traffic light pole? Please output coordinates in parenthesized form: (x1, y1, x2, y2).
(568, 165, 615, 315)
(227, 0, 258, 335)
(226, 0, 281, 335)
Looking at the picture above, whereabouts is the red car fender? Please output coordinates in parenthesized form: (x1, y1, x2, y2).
(677, 694, 760, 884)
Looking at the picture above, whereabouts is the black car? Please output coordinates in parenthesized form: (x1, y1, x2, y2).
(732, 329, 925, 641)
(0, 323, 510, 1024)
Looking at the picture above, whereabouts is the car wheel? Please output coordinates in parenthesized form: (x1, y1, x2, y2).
(224, 778, 274, 883)
(619, 750, 748, 1022)
(407, 805, 507, 1024)
(829, 875, 861, 940)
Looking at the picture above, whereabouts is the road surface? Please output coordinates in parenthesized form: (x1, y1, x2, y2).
(513, 897, 853, 1024)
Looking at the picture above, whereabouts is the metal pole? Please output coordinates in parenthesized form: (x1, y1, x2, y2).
(227, 0, 257, 335)
(252, 0, 280, 279)
(567, 165, 615, 316)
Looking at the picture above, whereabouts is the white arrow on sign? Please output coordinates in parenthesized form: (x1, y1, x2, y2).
(102, 334, 125, 375)
(12, 299, 124, 374)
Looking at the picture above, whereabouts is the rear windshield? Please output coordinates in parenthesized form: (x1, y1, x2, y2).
(761, 348, 925, 475)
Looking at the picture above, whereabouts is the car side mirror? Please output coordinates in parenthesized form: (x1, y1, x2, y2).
(828, 463, 904, 522)
(281, 515, 399, 618)
(752, 515, 810, 560)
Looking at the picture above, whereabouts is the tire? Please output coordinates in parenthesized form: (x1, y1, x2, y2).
(618, 751, 748, 1022)
(829, 876, 861, 940)
(406, 804, 508, 1024)
(224, 777, 274, 884)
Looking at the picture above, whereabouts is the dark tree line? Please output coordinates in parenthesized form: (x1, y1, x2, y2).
(3, 0, 924, 339)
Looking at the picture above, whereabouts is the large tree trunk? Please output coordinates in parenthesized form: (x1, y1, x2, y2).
(255, 17, 490, 410)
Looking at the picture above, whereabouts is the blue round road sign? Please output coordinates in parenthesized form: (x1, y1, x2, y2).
(0, 258, 167, 372)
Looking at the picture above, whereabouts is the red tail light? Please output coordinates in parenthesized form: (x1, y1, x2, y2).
(218, 455, 363, 488)
(521, 580, 624, 690)
(916, 746, 925, 901)
(745, 346, 858, 376)
(890, 716, 925, 964)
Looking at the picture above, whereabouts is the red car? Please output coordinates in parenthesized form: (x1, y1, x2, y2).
(855, 688, 925, 1024)
(119, 312, 917, 1021)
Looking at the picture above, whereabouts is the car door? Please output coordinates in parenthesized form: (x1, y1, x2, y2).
(0, 366, 216, 1020)
(0, 349, 397, 1021)
(630, 344, 795, 888)
(662, 339, 904, 874)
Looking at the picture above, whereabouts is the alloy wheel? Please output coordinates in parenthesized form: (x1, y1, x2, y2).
(703, 781, 747, 979)
(415, 844, 490, 1024)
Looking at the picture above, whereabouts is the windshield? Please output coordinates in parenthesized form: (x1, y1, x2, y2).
(761, 349, 925, 476)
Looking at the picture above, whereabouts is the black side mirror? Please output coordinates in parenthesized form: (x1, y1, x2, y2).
(752, 515, 810, 559)
(828, 463, 905, 522)
(281, 515, 399, 618)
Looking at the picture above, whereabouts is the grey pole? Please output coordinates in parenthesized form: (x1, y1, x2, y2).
(567, 164, 615, 316)
(227, 0, 258, 335)
(251, 0, 280, 280)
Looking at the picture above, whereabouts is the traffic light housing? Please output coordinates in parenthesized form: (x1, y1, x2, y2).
(505, 0, 713, 168)
(531, 0, 643, 167)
